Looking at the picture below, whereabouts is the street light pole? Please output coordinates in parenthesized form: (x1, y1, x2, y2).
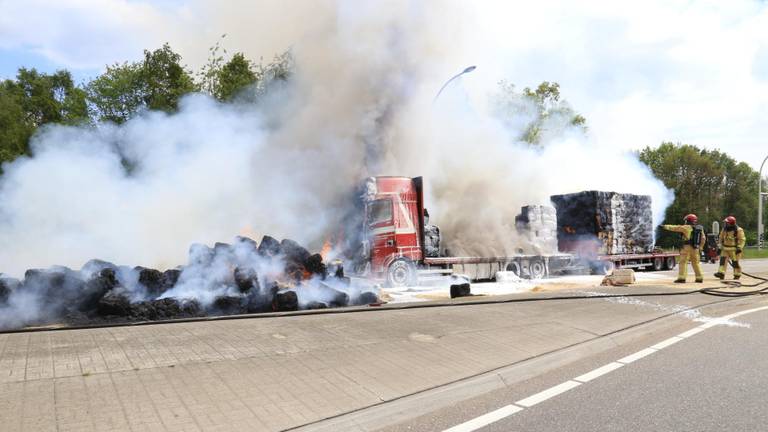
(433, 65, 477, 103)
(759, 155, 768, 249)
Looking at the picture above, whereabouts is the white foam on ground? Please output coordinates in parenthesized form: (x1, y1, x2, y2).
(580, 291, 751, 328)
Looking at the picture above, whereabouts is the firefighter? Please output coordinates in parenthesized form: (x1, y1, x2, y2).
(714, 216, 746, 280)
(661, 214, 705, 283)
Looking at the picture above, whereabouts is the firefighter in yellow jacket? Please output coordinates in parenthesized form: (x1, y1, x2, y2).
(661, 214, 705, 283)
(714, 216, 746, 280)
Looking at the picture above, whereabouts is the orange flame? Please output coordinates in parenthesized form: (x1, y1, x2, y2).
(239, 225, 258, 239)
(320, 237, 332, 260)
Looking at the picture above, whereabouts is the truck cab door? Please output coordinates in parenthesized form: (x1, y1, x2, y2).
(367, 198, 397, 273)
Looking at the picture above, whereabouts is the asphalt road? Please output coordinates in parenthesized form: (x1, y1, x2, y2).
(380, 296, 768, 432)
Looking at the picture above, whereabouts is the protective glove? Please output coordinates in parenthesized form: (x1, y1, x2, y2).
(736, 248, 742, 254)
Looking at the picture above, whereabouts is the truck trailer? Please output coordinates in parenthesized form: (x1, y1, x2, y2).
(350, 176, 677, 286)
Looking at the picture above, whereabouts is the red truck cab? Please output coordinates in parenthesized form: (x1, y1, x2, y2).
(362, 176, 425, 284)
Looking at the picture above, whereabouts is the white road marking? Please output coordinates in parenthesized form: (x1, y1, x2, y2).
(651, 336, 684, 350)
(442, 302, 768, 432)
(677, 327, 705, 338)
(516, 380, 581, 408)
(574, 362, 624, 383)
(617, 347, 657, 364)
(442, 404, 522, 432)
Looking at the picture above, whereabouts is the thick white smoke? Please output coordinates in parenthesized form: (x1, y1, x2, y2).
(0, 1, 672, 278)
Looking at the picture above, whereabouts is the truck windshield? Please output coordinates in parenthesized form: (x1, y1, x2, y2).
(368, 199, 392, 226)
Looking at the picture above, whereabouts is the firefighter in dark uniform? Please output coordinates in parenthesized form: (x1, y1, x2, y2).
(661, 214, 705, 283)
(714, 216, 746, 280)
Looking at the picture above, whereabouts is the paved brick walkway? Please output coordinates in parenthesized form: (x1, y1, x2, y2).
(0, 290, 727, 431)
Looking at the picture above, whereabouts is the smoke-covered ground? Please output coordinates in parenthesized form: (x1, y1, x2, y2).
(0, 1, 672, 322)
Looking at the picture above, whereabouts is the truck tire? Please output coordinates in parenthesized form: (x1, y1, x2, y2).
(528, 259, 546, 279)
(652, 257, 664, 271)
(506, 261, 522, 277)
(591, 260, 614, 275)
(386, 259, 416, 287)
(664, 256, 676, 270)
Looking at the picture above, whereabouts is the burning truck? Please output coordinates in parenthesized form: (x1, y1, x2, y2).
(342, 176, 678, 286)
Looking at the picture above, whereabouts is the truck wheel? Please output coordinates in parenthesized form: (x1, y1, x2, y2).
(528, 259, 546, 279)
(506, 262, 522, 277)
(664, 256, 676, 270)
(386, 259, 416, 287)
(652, 257, 664, 271)
(591, 261, 614, 275)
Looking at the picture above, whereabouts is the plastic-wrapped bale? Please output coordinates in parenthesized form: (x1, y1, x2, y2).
(514, 205, 558, 254)
(424, 224, 441, 257)
(550, 191, 653, 255)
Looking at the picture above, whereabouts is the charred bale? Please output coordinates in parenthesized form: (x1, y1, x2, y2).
(234, 267, 259, 294)
(284, 261, 306, 283)
(180, 299, 203, 317)
(0, 276, 20, 304)
(213, 242, 231, 253)
(162, 269, 181, 290)
(136, 267, 165, 297)
(356, 291, 379, 305)
(130, 298, 186, 321)
(97, 290, 132, 317)
(212, 296, 243, 314)
(258, 235, 282, 257)
(243, 292, 271, 313)
(281, 239, 311, 264)
(80, 259, 119, 279)
(80, 268, 120, 313)
(23, 267, 85, 312)
(305, 301, 328, 310)
(450, 283, 471, 298)
(234, 236, 258, 250)
(305, 254, 327, 278)
(272, 290, 299, 312)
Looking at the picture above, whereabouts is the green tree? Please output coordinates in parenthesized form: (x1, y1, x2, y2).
(87, 43, 196, 123)
(0, 68, 88, 166)
(639, 142, 761, 246)
(494, 80, 586, 146)
(215, 53, 257, 101)
(196, 36, 292, 103)
(86, 62, 143, 124)
(140, 43, 197, 112)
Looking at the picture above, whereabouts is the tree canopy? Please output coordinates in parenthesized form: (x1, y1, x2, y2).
(0, 68, 88, 166)
(494, 80, 586, 146)
(639, 142, 763, 245)
(87, 44, 196, 124)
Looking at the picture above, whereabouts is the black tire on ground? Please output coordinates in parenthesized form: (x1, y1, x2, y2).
(506, 261, 522, 277)
(386, 259, 417, 287)
(652, 257, 664, 271)
(528, 259, 546, 279)
(664, 256, 676, 270)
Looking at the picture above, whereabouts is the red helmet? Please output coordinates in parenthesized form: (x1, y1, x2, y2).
(724, 216, 736, 225)
(684, 214, 698, 224)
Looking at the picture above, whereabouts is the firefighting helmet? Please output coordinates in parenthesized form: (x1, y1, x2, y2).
(724, 216, 736, 225)
(683, 214, 698, 224)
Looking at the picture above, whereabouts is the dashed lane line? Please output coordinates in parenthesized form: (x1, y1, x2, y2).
(441, 304, 768, 432)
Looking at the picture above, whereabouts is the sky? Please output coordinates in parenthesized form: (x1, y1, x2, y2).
(1, 0, 768, 171)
